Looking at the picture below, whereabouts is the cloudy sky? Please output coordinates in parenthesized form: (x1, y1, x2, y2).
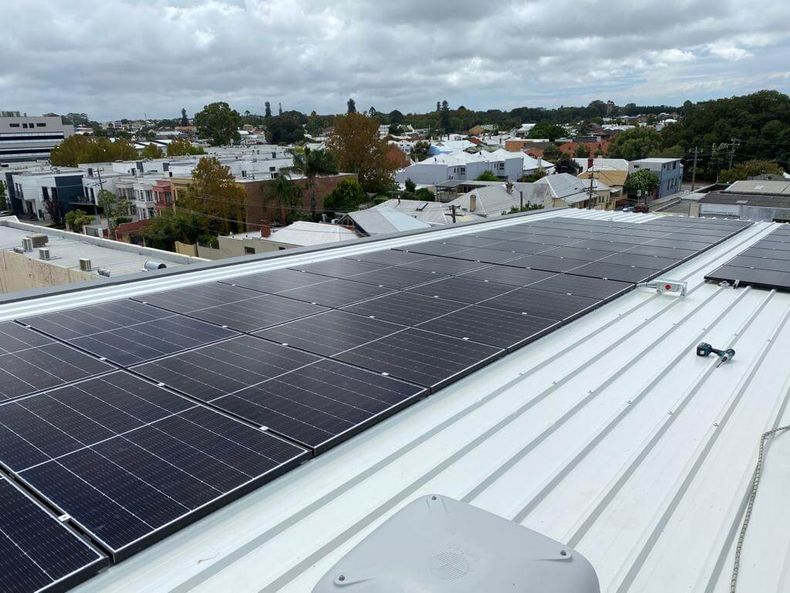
(2, 0, 789, 121)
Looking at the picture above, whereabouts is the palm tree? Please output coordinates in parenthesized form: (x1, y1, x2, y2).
(267, 171, 302, 224)
(288, 147, 338, 220)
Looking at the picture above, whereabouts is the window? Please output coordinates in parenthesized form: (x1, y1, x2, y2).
(244, 246, 255, 255)
(9, 123, 19, 128)
(36, 123, 46, 127)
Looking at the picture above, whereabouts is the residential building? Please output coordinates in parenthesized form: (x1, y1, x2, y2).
(0, 114, 74, 163)
(338, 207, 432, 235)
(536, 173, 614, 210)
(573, 157, 630, 173)
(9, 168, 84, 221)
(449, 184, 546, 218)
(262, 221, 359, 249)
(629, 157, 683, 199)
(395, 150, 524, 186)
(373, 199, 454, 225)
(696, 179, 790, 221)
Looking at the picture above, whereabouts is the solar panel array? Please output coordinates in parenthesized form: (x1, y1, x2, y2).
(705, 225, 790, 290)
(0, 215, 751, 592)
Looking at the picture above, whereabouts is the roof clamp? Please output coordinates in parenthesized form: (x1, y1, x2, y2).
(696, 342, 736, 367)
(637, 279, 687, 296)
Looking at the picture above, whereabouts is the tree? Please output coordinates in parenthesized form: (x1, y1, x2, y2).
(193, 102, 241, 146)
(141, 210, 208, 251)
(623, 169, 660, 197)
(389, 110, 404, 125)
(288, 147, 338, 219)
(476, 171, 500, 181)
(97, 189, 129, 234)
(554, 156, 581, 175)
(438, 100, 452, 133)
(542, 144, 562, 161)
(720, 160, 785, 183)
(267, 112, 306, 144)
(415, 188, 434, 201)
(388, 123, 402, 136)
(575, 144, 591, 158)
(347, 98, 357, 114)
(141, 143, 164, 159)
(607, 127, 663, 160)
(527, 122, 568, 142)
(278, 102, 283, 116)
(65, 209, 92, 233)
(167, 138, 205, 157)
(180, 157, 247, 235)
(519, 170, 547, 182)
(266, 172, 302, 224)
(404, 178, 416, 193)
(42, 196, 64, 225)
(326, 113, 398, 194)
(50, 136, 138, 166)
(410, 141, 431, 162)
(0, 180, 7, 211)
(324, 179, 367, 212)
(180, 108, 189, 126)
(265, 101, 272, 118)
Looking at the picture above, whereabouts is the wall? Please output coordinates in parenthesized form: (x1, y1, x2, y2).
(0, 250, 93, 293)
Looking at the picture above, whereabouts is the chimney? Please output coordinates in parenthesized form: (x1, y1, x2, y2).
(469, 193, 477, 212)
(260, 223, 271, 238)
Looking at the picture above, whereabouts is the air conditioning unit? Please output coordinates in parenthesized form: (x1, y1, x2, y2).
(22, 237, 33, 252)
(29, 234, 48, 248)
(79, 258, 92, 272)
(39, 247, 51, 260)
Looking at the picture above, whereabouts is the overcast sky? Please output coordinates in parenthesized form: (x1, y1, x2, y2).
(2, 0, 789, 121)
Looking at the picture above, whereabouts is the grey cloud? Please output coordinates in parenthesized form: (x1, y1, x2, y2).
(0, 0, 788, 120)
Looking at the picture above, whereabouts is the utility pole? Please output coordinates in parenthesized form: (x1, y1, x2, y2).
(450, 204, 457, 223)
(691, 146, 698, 191)
(712, 143, 719, 182)
(728, 138, 739, 170)
(519, 190, 524, 211)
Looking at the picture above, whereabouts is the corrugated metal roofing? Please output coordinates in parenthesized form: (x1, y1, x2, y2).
(11, 211, 789, 593)
(345, 207, 431, 234)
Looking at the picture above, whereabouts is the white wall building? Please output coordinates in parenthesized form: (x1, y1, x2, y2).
(396, 150, 524, 186)
(0, 115, 74, 163)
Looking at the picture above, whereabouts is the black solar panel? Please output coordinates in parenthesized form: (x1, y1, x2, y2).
(441, 235, 502, 249)
(599, 252, 680, 269)
(351, 249, 431, 266)
(706, 227, 790, 291)
(459, 265, 556, 287)
(255, 310, 407, 356)
(186, 293, 328, 332)
(625, 244, 696, 259)
(449, 246, 524, 264)
(0, 372, 308, 560)
(406, 277, 518, 304)
(345, 265, 446, 289)
(401, 241, 465, 257)
(483, 287, 599, 320)
(132, 335, 321, 401)
(0, 475, 107, 593)
(540, 246, 618, 261)
(20, 300, 170, 340)
(277, 278, 394, 308)
(210, 359, 426, 452)
(505, 254, 587, 273)
(416, 305, 558, 350)
(342, 291, 469, 325)
(289, 258, 386, 278)
(568, 261, 660, 283)
(483, 240, 549, 255)
(399, 255, 490, 275)
(222, 268, 331, 294)
(68, 315, 237, 365)
(133, 282, 261, 313)
(528, 274, 632, 301)
(335, 328, 503, 390)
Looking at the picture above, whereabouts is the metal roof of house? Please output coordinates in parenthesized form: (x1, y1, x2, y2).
(2, 210, 788, 593)
(345, 206, 432, 234)
(266, 221, 359, 246)
(537, 173, 589, 200)
(724, 180, 790, 196)
(700, 191, 790, 208)
(373, 199, 453, 225)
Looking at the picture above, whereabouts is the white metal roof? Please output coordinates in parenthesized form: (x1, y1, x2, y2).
(266, 221, 359, 247)
(33, 210, 786, 593)
(345, 206, 431, 234)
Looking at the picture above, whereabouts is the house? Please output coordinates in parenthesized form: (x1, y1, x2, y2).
(373, 199, 454, 225)
(395, 150, 524, 186)
(573, 157, 629, 173)
(696, 179, 790, 221)
(261, 220, 360, 249)
(9, 168, 85, 221)
(629, 158, 683, 199)
(536, 173, 614, 210)
(338, 207, 432, 235)
(449, 184, 545, 218)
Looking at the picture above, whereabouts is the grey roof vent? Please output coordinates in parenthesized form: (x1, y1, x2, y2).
(143, 260, 167, 271)
(312, 495, 600, 592)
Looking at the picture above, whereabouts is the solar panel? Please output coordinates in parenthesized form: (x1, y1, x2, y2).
(483, 240, 549, 255)
(20, 300, 170, 341)
(68, 315, 237, 366)
(599, 252, 680, 270)
(277, 278, 395, 308)
(539, 246, 618, 261)
(210, 359, 426, 452)
(335, 328, 504, 390)
(483, 287, 600, 320)
(406, 277, 519, 304)
(625, 244, 696, 259)
(289, 258, 386, 278)
(351, 249, 432, 266)
(221, 268, 331, 294)
(440, 235, 502, 249)
(344, 265, 446, 289)
(132, 335, 321, 401)
(504, 254, 587, 273)
(254, 310, 407, 357)
(341, 291, 469, 325)
(705, 227, 790, 291)
(0, 372, 308, 560)
(568, 261, 661, 283)
(416, 305, 558, 350)
(449, 247, 524, 264)
(186, 293, 328, 332)
(0, 475, 107, 593)
(528, 274, 633, 301)
(133, 282, 261, 313)
(400, 241, 465, 257)
(458, 265, 556, 287)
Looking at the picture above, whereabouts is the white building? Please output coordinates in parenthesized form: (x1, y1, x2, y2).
(0, 114, 74, 163)
(396, 150, 524, 186)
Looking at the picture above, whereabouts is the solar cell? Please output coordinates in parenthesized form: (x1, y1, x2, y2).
(211, 359, 426, 452)
(448, 247, 524, 264)
(0, 476, 107, 593)
(133, 282, 261, 313)
(416, 305, 558, 350)
(406, 277, 518, 304)
(399, 256, 490, 275)
(483, 287, 599, 320)
(344, 265, 445, 289)
(504, 254, 587, 273)
(341, 291, 468, 325)
(705, 227, 790, 291)
(0, 372, 308, 560)
(539, 246, 618, 261)
(725, 255, 790, 274)
(133, 335, 321, 401)
(186, 293, 328, 332)
(440, 235, 502, 249)
(351, 249, 431, 266)
(568, 261, 661, 283)
(254, 310, 407, 357)
(0, 322, 51, 353)
(483, 240, 549, 255)
(221, 268, 331, 294)
(599, 252, 680, 270)
(528, 274, 632, 301)
(69, 315, 237, 366)
(401, 241, 468, 257)
(625, 245, 696, 259)
(458, 265, 555, 287)
(335, 328, 503, 390)
(289, 258, 386, 278)
(277, 278, 394, 308)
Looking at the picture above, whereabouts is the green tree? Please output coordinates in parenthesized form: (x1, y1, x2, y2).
(180, 108, 189, 126)
(607, 127, 662, 160)
(347, 98, 357, 114)
(141, 210, 208, 251)
(410, 141, 431, 162)
(554, 156, 581, 175)
(404, 178, 416, 193)
(575, 144, 591, 158)
(288, 147, 338, 219)
(476, 171, 500, 181)
(0, 180, 7, 211)
(542, 144, 562, 161)
(167, 138, 205, 157)
(528, 122, 568, 141)
(519, 170, 547, 182)
(264, 101, 272, 118)
(141, 143, 164, 159)
(50, 136, 137, 166)
(624, 169, 660, 197)
(179, 157, 247, 234)
(97, 189, 129, 234)
(720, 160, 785, 183)
(326, 113, 397, 194)
(415, 188, 434, 201)
(65, 209, 93, 232)
(437, 100, 452, 133)
(194, 102, 241, 146)
(267, 112, 306, 144)
(266, 172, 303, 224)
(324, 179, 367, 212)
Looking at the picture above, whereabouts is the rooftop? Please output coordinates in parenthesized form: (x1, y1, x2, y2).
(723, 180, 790, 196)
(267, 221, 360, 247)
(344, 206, 432, 235)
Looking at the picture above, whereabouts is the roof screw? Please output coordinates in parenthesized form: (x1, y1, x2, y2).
(560, 550, 568, 557)
(338, 575, 346, 582)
